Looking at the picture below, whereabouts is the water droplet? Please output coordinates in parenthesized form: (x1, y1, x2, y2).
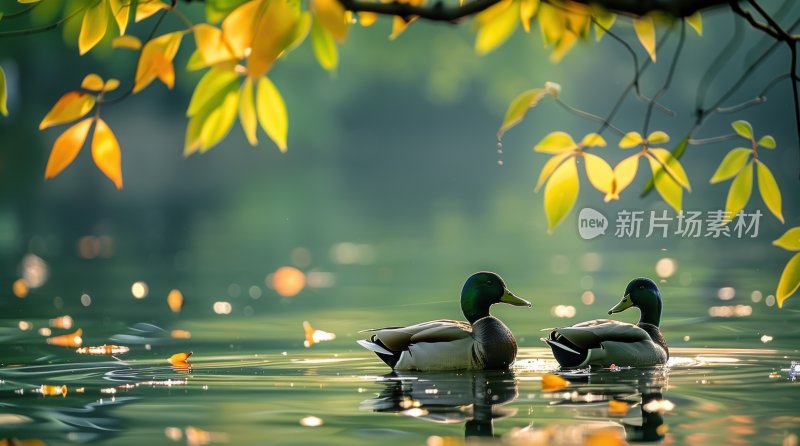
(497, 160, 504, 166)
(496, 142, 503, 149)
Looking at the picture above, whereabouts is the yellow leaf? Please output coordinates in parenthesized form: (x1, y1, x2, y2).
(633, 16, 656, 62)
(39, 91, 96, 130)
(134, 32, 183, 93)
(311, 19, 338, 71)
(538, 3, 564, 46)
(647, 152, 683, 212)
(185, 81, 239, 155)
(193, 24, 238, 68)
(239, 77, 257, 146)
(776, 252, 800, 308)
(647, 130, 669, 144)
(359, 12, 378, 27)
(45, 117, 93, 180)
(475, 0, 519, 55)
(200, 87, 240, 152)
(593, 7, 615, 41)
(257, 76, 288, 152)
(104, 78, 120, 91)
(549, 29, 578, 63)
(710, 148, 751, 183)
(519, 0, 539, 33)
(0, 65, 7, 117)
(541, 374, 570, 392)
(188, 68, 239, 117)
(248, 0, 299, 78)
(221, 0, 261, 59)
(79, 0, 109, 55)
(758, 135, 776, 149)
(135, 0, 168, 22)
(731, 120, 753, 140)
(544, 156, 579, 232)
(92, 118, 123, 189)
(535, 151, 572, 192)
(81, 73, 104, 91)
(773, 227, 800, 251)
(109, 0, 130, 35)
(686, 12, 702, 36)
(725, 160, 753, 220)
(619, 131, 643, 148)
(168, 351, 192, 366)
(311, 0, 348, 42)
(112, 35, 142, 49)
(583, 153, 613, 194)
(607, 153, 640, 200)
(648, 148, 690, 191)
(580, 133, 606, 147)
(534, 131, 576, 153)
(498, 88, 547, 138)
(755, 160, 783, 223)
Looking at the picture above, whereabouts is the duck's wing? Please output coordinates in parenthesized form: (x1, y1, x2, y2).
(545, 320, 665, 368)
(556, 320, 650, 349)
(361, 320, 471, 352)
(359, 320, 474, 370)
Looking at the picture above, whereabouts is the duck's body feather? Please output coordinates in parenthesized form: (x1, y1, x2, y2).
(361, 317, 517, 371)
(545, 319, 668, 368)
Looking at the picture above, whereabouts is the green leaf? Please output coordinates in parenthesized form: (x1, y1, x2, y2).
(199, 87, 240, 152)
(619, 131, 643, 149)
(731, 120, 753, 140)
(256, 76, 288, 152)
(648, 148, 691, 191)
(709, 148, 751, 184)
(0, 65, 8, 117)
(535, 151, 572, 192)
(593, 7, 615, 42)
(583, 153, 613, 194)
(498, 88, 547, 139)
(633, 16, 656, 62)
(534, 131, 576, 153)
(184, 81, 240, 155)
(239, 77, 258, 146)
(776, 252, 800, 308)
(773, 227, 800, 251)
(757, 135, 776, 149)
(311, 19, 338, 72)
(641, 136, 688, 197)
(187, 69, 239, 117)
(544, 156, 579, 233)
(725, 160, 753, 220)
(607, 153, 640, 201)
(647, 153, 682, 212)
(686, 12, 702, 36)
(474, 0, 519, 55)
(78, 0, 109, 55)
(755, 160, 783, 223)
(580, 133, 606, 147)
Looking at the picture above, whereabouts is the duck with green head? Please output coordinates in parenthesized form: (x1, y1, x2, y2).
(544, 278, 668, 368)
(358, 272, 531, 371)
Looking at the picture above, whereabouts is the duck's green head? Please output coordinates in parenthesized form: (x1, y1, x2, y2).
(461, 272, 531, 323)
(608, 277, 662, 326)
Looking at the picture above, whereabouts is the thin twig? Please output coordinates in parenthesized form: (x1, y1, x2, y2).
(695, 13, 744, 113)
(688, 133, 739, 145)
(0, 5, 87, 37)
(555, 98, 627, 137)
(336, 0, 500, 22)
(2, 3, 40, 19)
(643, 21, 685, 135)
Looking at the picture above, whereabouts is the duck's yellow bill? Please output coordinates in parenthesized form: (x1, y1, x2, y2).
(608, 293, 633, 314)
(501, 289, 531, 307)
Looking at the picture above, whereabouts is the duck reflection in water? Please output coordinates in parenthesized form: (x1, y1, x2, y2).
(360, 370, 518, 439)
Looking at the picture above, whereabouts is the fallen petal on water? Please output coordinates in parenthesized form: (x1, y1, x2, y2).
(169, 351, 192, 368)
(541, 374, 570, 392)
(46, 329, 83, 347)
(608, 400, 630, 416)
(37, 384, 67, 396)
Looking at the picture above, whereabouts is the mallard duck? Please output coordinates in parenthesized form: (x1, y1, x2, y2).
(358, 272, 531, 371)
(544, 278, 668, 368)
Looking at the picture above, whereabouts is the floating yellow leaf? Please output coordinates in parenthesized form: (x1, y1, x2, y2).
(303, 321, 336, 347)
(498, 88, 547, 138)
(773, 227, 800, 251)
(776, 253, 800, 308)
(44, 117, 93, 180)
(134, 32, 183, 93)
(535, 131, 576, 153)
(541, 373, 569, 392)
(1, 65, 9, 117)
(135, 0, 168, 22)
(535, 151, 572, 192)
(544, 157, 579, 232)
(311, 20, 338, 71)
(607, 153, 640, 200)
(710, 148, 751, 183)
(619, 131, 643, 148)
(647, 130, 669, 144)
(76, 345, 130, 355)
(755, 160, 783, 223)
(519, 0, 538, 33)
(758, 135, 776, 149)
(686, 12, 702, 36)
(647, 152, 683, 212)
(46, 328, 83, 347)
(311, 0, 348, 42)
(725, 160, 753, 220)
(247, 0, 299, 78)
(200, 87, 240, 151)
(239, 77, 258, 145)
(39, 91, 96, 130)
(584, 153, 614, 194)
(633, 16, 656, 62)
(169, 351, 192, 367)
(38, 384, 67, 397)
(608, 400, 630, 416)
(109, 0, 130, 35)
(475, 0, 519, 55)
(648, 148, 690, 191)
(81, 73, 104, 91)
(91, 118, 123, 189)
(112, 35, 142, 49)
(167, 289, 184, 312)
(731, 120, 753, 140)
(79, 0, 109, 55)
(256, 76, 288, 152)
